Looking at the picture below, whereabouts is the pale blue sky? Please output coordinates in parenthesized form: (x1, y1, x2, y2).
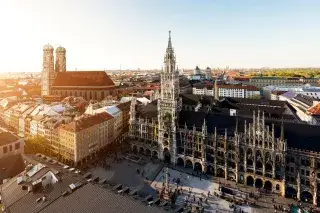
(0, 0, 320, 72)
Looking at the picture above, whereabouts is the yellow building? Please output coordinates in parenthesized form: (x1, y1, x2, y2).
(59, 112, 113, 164)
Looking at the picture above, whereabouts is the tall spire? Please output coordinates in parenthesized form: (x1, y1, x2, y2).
(235, 116, 238, 133)
(163, 30, 176, 73)
(167, 30, 172, 51)
(214, 80, 219, 100)
(280, 118, 284, 140)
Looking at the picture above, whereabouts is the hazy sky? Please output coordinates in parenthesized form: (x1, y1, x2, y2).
(1, 0, 320, 72)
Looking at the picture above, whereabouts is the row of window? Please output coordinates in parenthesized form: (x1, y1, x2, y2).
(2, 142, 21, 154)
(53, 90, 112, 100)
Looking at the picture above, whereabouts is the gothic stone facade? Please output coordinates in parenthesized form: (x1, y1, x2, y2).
(128, 32, 320, 206)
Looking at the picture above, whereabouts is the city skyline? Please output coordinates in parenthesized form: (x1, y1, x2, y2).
(1, 0, 320, 73)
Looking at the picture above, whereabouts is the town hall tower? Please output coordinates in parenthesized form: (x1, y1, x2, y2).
(157, 31, 182, 164)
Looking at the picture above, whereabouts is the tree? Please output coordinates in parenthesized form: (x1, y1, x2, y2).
(26, 87, 41, 96)
(25, 135, 49, 154)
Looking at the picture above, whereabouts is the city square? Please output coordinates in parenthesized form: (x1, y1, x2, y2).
(151, 167, 253, 213)
(0, 1, 320, 212)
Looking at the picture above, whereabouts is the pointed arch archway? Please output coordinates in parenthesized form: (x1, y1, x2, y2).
(265, 162, 273, 172)
(217, 168, 225, 178)
(228, 171, 236, 181)
(285, 186, 297, 198)
(206, 165, 214, 175)
(255, 178, 263, 188)
(301, 191, 313, 203)
(132, 145, 138, 153)
(176, 157, 184, 167)
(194, 162, 202, 172)
(152, 151, 158, 159)
(246, 148, 253, 158)
(139, 147, 144, 154)
(264, 180, 272, 191)
(145, 149, 151, 157)
(256, 161, 263, 170)
(163, 148, 171, 163)
(185, 159, 193, 169)
(246, 176, 254, 186)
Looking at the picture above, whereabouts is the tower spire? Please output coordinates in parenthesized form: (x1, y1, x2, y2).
(235, 116, 238, 133)
(214, 79, 219, 100)
(280, 118, 284, 140)
(167, 30, 172, 50)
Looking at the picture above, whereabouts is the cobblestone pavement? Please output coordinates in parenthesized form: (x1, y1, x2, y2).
(151, 167, 253, 213)
(87, 154, 163, 196)
(78, 151, 318, 212)
(170, 165, 318, 213)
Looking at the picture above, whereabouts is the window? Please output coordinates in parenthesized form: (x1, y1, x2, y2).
(306, 170, 310, 177)
(3, 146, 8, 154)
(306, 180, 310, 186)
(9, 145, 12, 152)
(15, 142, 20, 150)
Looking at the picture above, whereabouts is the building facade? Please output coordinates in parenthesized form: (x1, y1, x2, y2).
(192, 84, 261, 99)
(129, 32, 320, 206)
(247, 77, 319, 89)
(59, 112, 113, 163)
(263, 85, 320, 101)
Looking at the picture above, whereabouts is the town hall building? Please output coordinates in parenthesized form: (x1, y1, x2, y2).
(129, 31, 320, 206)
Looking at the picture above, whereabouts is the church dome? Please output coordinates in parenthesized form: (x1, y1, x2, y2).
(43, 44, 54, 51)
(193, 66, 201, 75)
(56, 46, 66, 53)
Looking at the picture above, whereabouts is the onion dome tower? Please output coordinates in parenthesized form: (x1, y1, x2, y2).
(55, 46, 66, 72)
(41, 44, 55, 96)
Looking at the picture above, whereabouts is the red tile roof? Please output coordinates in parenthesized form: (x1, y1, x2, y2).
(60, 112, 113, 132)
(117, 101, 131, 111)
(52, 71, 115, 87)
(233, 77, 251, 81)
(0, 132, 19, 146)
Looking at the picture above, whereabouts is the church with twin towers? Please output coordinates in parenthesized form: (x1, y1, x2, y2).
(41, 44, 115, 100)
